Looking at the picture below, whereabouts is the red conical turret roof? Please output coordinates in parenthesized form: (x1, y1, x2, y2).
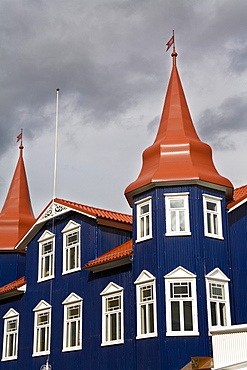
(125, 50, 233, 206)
(0, 144, 35, 250)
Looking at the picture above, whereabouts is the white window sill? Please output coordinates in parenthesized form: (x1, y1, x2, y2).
(166, 331, 199, 336)
(62, 346, 82, 352)
(32, 351, 50, 357)
(62, 268, 81, 275)
(101, 340, 124, 346)
(136, 235, 152, 243)
(204, 234, 224, 240)
(136, 332, 158, 340)
(165, 232, 191, 237)
(37, 275, 55, 283)
(1, 356, 17, 361)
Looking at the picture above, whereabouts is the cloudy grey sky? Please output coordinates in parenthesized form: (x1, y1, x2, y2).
(0, 0, 246, 216)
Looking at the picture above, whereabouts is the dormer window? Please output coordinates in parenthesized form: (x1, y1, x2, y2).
(62, 221, 81, 275)
(38, 231, 55, 282)
(203, 195, 223, 239)
(135, 197, 152, 242)
(164, 193, 191, 236)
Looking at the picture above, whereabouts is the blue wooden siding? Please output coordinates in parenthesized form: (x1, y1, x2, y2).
(229, 202, 247, 324)
(0, 253, 25, 286)
(0, 185, 245, 369)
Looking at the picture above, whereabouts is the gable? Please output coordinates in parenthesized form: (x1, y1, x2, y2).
(38, 230, 55, 243)
(62, 292, 82, 304)
(62, 220, 81, 233)
(164, 266, 196, 279)
(134, 270, 155, 284)
(100, 282, 123, 296)
(205, 268, 230, 282)
(33, 300, 51, 311)
(3, 308, 19, 319)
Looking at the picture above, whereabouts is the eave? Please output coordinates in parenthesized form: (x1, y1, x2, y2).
(83, 239, 133, 273)
(0, 277, 26, 301)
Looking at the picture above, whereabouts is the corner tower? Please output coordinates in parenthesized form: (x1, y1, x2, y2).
(124, 48, 234, 369)
(0, 143, 35, 250)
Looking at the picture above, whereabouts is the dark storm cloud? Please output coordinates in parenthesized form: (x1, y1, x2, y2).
(198, 94, 247, 150)
(0, 0, 205, 156)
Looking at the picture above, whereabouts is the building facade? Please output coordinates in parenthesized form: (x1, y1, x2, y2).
(0, 49, 246, 370)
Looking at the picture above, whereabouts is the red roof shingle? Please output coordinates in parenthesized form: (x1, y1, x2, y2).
(0, 276, 26, 295)
(83, 239, 133, 271)
(228, 185, 247, 210)
(54, 198, 132, 225)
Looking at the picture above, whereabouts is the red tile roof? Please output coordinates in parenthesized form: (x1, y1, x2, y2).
(233, 185, 247, 201)
(0, 276, 26, 295)
(83, 239, 133, 271)
(228, 185, 247, 210)
(54, 198, 132, 225)
(125, 50, 233, 206)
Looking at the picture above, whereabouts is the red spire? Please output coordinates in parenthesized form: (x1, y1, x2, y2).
(125, 51, 233, 206)
(0, 144, 35, 250)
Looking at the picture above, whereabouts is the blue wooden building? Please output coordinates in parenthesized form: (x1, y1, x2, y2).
(0, 48, 246, 370)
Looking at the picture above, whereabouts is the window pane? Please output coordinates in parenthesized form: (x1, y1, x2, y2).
(141, 305, 147, 334)
(207, 201, 216, 211)
(7, 320, 17, 332)
(107, 296, 120, 311)
(171, 301, 180, 331)
(42, 241, 53, 254)
(171, 211, 176, 231)
(170, 199, 184, 208)
(148, 303, 154, 333)
(179, 211, 185, 231)
(69, 247, 76, 269)
(110, 313, 117, 341)
(213, 214, 218, 234)
(40, 327, 46, 352)
(207, 213, 212, 233)
(140, 204, 149, 214)
(146, 215, 150, 236)
(219, 303, 226, 326)
(70, 321, 77, 346)
(140, 217, 144, 238)
(7, 333, 15, 357)
(141, 285, 153, 302)
(118, 312, 121, 340)
(68, 305, 80, 319)
(183, 301, 193, 330)
(210, 302, 217, 326)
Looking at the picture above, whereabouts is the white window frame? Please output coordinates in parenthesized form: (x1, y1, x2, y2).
(135, 197, 152, 242)
(38, 230, 55, 282)
(100, 282, 124, 346)
(62, 293, 83, 352)
(2, 309, 19, 361)
(164, 193, 191, 236)
(165, 266, 199, 336)
(205, 268, 231, 332)
(33, 300, 51, 357)
(203, 194, 223, 239)
(62, 221, 81, 275)
(134, 270, 158, 339)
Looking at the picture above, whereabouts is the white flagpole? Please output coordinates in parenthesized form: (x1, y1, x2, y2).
(53, 89, 59, 200)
